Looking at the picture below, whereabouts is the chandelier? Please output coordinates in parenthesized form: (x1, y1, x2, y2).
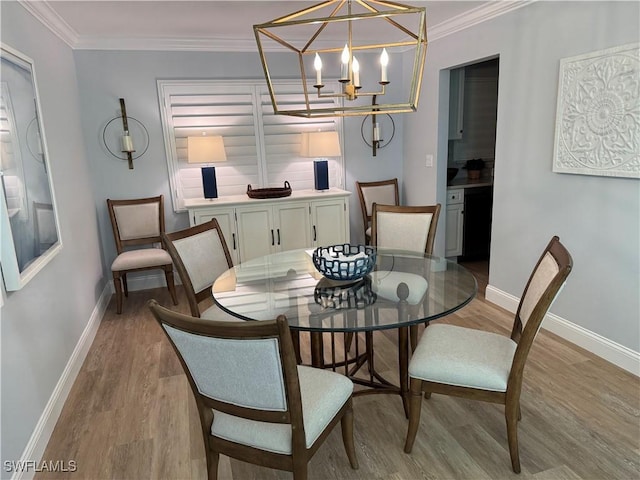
(253, 0, 427, 118)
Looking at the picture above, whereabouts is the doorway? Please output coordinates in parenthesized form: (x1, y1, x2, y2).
(444, 57, 499, 295)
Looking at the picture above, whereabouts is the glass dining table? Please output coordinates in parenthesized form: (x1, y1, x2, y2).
(212, 247, 477, 414)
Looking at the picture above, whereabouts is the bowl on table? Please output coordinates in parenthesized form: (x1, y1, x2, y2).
(312, 244, 376, 282)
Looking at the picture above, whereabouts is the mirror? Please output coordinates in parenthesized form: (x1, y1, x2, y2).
(0, 44, 61, 291)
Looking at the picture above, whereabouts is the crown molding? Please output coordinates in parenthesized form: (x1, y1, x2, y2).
(20, 0, 537, 52)
(18, 0, 79, 48)
(428, 0, 537, 42)
(72, 36, 261, 53)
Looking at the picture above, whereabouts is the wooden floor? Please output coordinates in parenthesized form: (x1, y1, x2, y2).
(37, 276, 639, 480)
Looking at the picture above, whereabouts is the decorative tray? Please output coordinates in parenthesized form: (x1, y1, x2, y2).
(312, 244, 376, 282)
(247, 181, 292, 199)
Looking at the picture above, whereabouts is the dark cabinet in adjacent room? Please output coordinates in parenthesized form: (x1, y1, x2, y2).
(462, 186, 493, 260)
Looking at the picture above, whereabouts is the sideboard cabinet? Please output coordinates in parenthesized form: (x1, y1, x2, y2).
(185, 189, 350, 264)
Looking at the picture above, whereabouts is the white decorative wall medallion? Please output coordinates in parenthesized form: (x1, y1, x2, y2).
(553, 43, 639, 178)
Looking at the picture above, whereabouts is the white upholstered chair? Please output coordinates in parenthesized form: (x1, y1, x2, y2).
(107, 195, 177, 314)
(148, 300, 359, 480)
(355, 178, 399, 244)
(371, 203, 442, 351)
(404, 236, 573, 473)
(162, 219, 241, 321)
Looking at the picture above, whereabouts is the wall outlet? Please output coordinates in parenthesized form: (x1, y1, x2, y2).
(425, 154, 434, 167)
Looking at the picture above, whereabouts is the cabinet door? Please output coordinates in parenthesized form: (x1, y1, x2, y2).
(311, 199, 348, 247)
(192, 207, 239, 263)
(445, 204, 464, 257)
(274, 202, 311, 252)
(235, 206, 273, 263)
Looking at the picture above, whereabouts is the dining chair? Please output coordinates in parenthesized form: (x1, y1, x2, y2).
(404, 236, 573, 473)
(148, 300, 359, 480)
(107, 195, 178, 314)
(162, 219, 241, 321)
(371, 203, 442, 352)
(355, 178, 399, 244)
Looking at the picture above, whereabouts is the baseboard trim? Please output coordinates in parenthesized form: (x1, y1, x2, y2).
(12, 283, 111, 480)
(486, 284, 640, 377)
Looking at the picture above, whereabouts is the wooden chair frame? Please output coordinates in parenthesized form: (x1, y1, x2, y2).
(371, 202, 442, 352)
(148, 300, 358, 480)
(355, 178, 399, 244)
(404, 236, 573, 473)
(162, 219, 234, 318)
(107, 195, 177, 314)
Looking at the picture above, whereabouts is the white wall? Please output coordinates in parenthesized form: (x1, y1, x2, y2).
(403, 1, 640, 351)
(0, 2, 104, 469)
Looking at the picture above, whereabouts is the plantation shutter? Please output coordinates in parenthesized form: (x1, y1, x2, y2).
(158, 80, 344, 213)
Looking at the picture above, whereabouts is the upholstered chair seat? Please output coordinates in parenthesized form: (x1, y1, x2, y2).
(111, 248, 173, 271)
(200, 304, 244, 322)
(211, 365, 353, 455)
(370, 271, 428, 306)
(409, 324, 517, 392)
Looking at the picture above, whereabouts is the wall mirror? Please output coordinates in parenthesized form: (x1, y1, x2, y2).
(0, 44, 61, 291)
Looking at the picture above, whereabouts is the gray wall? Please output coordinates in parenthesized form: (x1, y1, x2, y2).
(0, 2, 103, 467)
(74, 50, 404, 275)
(403, 0, 640, 350)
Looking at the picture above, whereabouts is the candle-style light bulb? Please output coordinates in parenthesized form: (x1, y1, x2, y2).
(380, 48, 389, 83)
(314, 53, 323, 86)
(352, 57, 360, 88)
(341, 44, 350, 81)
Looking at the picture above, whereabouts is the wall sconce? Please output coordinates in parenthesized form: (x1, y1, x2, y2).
(188, 134, 227, 199)
(102, 98, 149, 169)
(300, 131, 341, 190)
(361, 98, 395, 156)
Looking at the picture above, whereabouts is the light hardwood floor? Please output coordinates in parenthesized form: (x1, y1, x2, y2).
(37, 280, 639, 480)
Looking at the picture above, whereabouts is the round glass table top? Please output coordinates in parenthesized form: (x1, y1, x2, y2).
(212, 248, 477, 333)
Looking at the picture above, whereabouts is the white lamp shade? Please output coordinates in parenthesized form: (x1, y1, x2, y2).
(300, 131, 341, 157)
(187, 136, 227, 164)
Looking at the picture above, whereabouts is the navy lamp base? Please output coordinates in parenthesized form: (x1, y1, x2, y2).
(201, 166, 218, 199)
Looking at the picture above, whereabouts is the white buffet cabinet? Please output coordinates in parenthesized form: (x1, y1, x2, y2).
(184, 188, 350, 265)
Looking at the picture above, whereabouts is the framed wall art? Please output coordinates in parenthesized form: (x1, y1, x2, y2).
(552, 43, 639, 178)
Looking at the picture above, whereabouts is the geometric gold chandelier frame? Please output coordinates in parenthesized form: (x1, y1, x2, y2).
(253, 0, 427, 118)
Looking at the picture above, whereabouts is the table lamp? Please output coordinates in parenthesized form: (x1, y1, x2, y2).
(188, 135, 227, 199)
(300, 131, 341, 191)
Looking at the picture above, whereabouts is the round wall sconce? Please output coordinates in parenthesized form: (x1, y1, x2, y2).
(360, 112, 395, 157)
(102, 98, 149, 169)
(26, 117, 46, 170)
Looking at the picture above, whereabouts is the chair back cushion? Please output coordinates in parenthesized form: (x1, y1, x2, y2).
(376, 211, 433, 254)
(362, 184, 398, 217)
(112, 202, 160, 240)
(171, 228, 230, 295)
(164, 325, 288, 411)
(519, 251, 560, 328)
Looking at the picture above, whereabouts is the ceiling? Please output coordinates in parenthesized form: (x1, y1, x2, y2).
(21, 1, 534, 51)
